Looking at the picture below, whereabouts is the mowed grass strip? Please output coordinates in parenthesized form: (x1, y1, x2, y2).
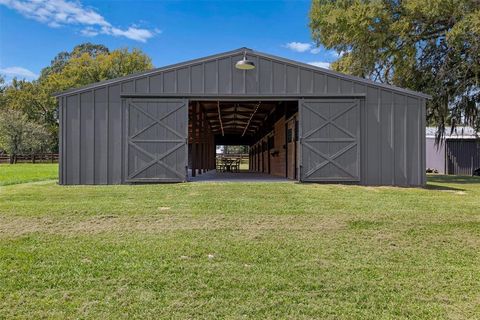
(0, 163, 58, 186)
(0, 167, 479, 319)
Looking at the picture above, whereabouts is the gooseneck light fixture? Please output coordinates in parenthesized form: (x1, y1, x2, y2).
(235, 51, 255, 70)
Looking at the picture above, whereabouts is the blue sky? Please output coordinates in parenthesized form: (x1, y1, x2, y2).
(0, 0, 337, 82)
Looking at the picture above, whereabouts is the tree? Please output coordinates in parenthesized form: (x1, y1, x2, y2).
(1, 78, 60, 151)
(223, 145, 249, 154)
(309, 0, 480, 139)
(0, 43, 153, 151)
(0, 110, 50, 163)
(39, 43, 110, 80)
(55, 47, 153, 87)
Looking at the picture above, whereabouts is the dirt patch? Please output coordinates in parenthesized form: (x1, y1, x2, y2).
(0, 214, 346, 238)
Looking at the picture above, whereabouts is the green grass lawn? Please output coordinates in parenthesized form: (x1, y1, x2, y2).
(0, 165, 479, 319)
(0, 163, 58, 186)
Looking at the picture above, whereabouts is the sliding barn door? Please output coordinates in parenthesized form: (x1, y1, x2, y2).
(125, 98, 188, 182)
(299, 99, 360, 182)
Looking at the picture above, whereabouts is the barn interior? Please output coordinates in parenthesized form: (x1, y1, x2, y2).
(188, 100, 299, 181)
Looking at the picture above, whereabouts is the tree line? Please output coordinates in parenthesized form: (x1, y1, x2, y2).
(0, 43, 152, 163)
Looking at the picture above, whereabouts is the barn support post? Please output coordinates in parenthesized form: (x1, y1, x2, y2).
(198, 107, 202, 174)
(208, 128, 213, 170)
(254, 146, 256, 172)
(191, 103, 197, 177)
(212, 124, 216, 170)
(200, 106, 206, 173)
(257, 144, 260, 172)
(207, 111, 211, 171)
(212, 135, 215, 169)
(261, 140, 265, 173)
(207, 112, 212, 170)
(252, 146, 255, 172)
(252, 145, 255, 172)
(195, 102, 201, 175)
(208, 132, 211, 170)
(203, 107, 209, 172)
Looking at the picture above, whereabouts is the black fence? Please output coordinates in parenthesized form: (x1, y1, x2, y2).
(0, 153, 59, 164)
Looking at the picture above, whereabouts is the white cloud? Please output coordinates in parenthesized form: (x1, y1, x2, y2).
(284, 42, 312, 53)
(308, 61, 330, 69)
(80, 27, 99, 37)
(104, 26, 155, 43)
(0, 66, 38, 80)
(0, 0, 158, 42)
(284, 42, 323, 54)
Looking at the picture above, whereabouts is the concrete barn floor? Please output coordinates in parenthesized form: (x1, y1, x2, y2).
(188, 170, 291, 182)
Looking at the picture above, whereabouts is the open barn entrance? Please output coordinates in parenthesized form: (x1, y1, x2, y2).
(188, 100, 299, 181)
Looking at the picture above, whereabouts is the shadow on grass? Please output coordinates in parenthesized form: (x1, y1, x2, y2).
(425, 184, 465, 191)
(427, 174, 480, 185)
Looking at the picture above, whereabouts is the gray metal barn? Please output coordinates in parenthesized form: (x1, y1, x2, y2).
(55, 48, 429, 186)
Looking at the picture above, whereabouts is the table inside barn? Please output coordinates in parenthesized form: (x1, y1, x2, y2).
(217, 157, 241, 172)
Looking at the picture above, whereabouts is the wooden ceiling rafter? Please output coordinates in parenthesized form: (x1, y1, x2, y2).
(217, 100, 224, 136)
(192, 100, 279, 136)
(242, 101, 261, 137)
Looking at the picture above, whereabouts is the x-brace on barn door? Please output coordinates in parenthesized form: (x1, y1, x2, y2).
(299, 99, 360, 182)
(125, 98, 188, 182)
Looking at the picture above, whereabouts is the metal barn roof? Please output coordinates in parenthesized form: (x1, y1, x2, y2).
(426, 126, 479, 139)
(54, 47, 431, 99)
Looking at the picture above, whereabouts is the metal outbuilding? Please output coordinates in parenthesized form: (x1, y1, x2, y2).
(55, 47, 430, 186)
(426, 127, 480, 175)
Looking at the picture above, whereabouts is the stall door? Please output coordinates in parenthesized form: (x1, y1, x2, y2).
(125, 98, 188, 182)
(299, 99, 360, 182)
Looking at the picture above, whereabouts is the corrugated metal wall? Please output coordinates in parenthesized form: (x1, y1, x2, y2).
(426, 138, 446, 174)
(446, 139, 480, 175)
(60, 84, 123, 184)
(58, 50, 426, 186)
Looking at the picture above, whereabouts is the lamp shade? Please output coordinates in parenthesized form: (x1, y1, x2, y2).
(235, 56, 255, 70)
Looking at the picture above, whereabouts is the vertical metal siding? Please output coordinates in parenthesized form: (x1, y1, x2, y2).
(135, 77, 148, 93)
(218, 58, 232, 94)
(393, 93, 407, 185)
(364, 86, 380, 184)
(300, 69, 313, 94)
(80, 91, 95, 184)
(446, 139, 480, 175)
(426, 138, 445, 174)
(65, 95, 79, 184)
(58, 97, 64, 184)
(108, 84, 122, 183)
(420, 98, 427, 185)
(60, 52, 426, 186)
(177, 67, 190, 93)
(259, 58, 273, 94)
(379, 89, 394, 185)
(94, 88, 108, 184)
(245, 55, 258, 94)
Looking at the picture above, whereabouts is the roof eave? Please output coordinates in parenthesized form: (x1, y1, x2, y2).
(53, 47, 252, 97)
(53, 46, 431, 100)
(250, 49, 432, 100)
